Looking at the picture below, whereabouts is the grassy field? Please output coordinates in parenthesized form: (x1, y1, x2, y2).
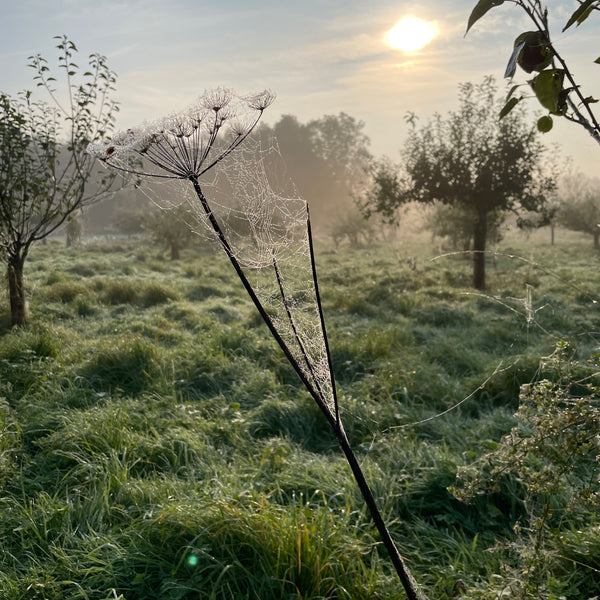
(0, 226, 599, 599)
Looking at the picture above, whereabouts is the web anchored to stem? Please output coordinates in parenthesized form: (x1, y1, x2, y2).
(88, 88, 427, 600)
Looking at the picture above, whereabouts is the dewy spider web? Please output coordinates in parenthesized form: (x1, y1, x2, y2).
(197, 140, 340, 421)
(88, 88, 427, 600)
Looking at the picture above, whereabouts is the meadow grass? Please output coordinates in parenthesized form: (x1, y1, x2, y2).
(0, 227, 599, 598)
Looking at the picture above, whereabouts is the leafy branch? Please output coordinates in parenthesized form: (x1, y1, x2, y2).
(466, 0, 600, 142)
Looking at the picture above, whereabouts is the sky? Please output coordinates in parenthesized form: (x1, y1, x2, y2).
(0, 0, 599, 176)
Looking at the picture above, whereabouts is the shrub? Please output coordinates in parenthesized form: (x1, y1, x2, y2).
(452, 342, 600, 599)
(100, 279, 140, 305)
(43, 280, 88, 303)
(0, 399, 20, 489)
(0, 328, 59, 361)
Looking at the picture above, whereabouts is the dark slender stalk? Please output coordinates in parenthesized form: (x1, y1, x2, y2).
(191, 177, 427, 600)
(189, 175, 335, 429)
(305, 205, 341, 425)
(334, 426, 427, 600)
(305, 205, 428, 600)
(272, 252, 328, 403)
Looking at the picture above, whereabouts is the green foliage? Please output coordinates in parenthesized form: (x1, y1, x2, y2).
(0, 234, 599, 598)
(361, 77, 556, 290)
(466, 0, 600, 146)
(424, 203, 505, 252)
(82, 336, 160, 395)
(452, 341, 600, 598)
(142, 204, 197, 261)
(0, 327, 58, 361)
(112, 205, 146, 236)
(557, 174, 600, 247)
(43, 279, 89, 303)
(0, 36, 122, 326)
(140, 282, 180, 307)
(259, 112, 372, 225)
(0, 399, 21, 490)
(330, 207, 379, 249)
(99, 279, 140, 305)
(532, 69, 566, 115)
(465, 0, 504, 35)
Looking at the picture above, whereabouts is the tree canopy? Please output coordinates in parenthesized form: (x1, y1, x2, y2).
(361, 76, 556, 289)
(258, 112, 372, 227)
(558, 174, 600, 247)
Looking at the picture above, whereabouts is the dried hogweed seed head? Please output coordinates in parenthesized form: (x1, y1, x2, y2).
(87, 88, 275, 178)
(229, 117, 253, 137)
(244, 90, 276, 111)
(169, 114, 196, 138)
(201, 87, 233, 112)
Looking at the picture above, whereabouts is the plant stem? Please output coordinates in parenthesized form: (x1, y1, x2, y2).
(189, 175, 333, 425)
(334, 425, 428, 600)
(189, 175, 428, 600)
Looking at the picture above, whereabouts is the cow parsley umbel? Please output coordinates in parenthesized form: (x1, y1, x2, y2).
(88, 88, 426, 600)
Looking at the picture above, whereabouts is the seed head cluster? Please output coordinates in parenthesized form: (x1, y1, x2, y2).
(87, 88, 275, 179)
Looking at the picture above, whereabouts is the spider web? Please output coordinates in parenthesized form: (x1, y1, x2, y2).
(201, 139, 337, 419)
(146, 137, 339, 420)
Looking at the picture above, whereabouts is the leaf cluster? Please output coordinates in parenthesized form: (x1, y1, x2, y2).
(466, 0, 600, 140)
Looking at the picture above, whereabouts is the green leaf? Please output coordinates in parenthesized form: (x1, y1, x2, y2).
(532, 69, 565, 114)
(465, 0, 504, 35)
(506, 84, 522, 101)
(505, 40, 526, 78)
(595, 57, 600, 64)
(563, 0, 596, 31)
(513, 31, 553, 73)
(499, 96, 521, 118)
(537, 115, 553, 133)
(583, 96, 599, 104)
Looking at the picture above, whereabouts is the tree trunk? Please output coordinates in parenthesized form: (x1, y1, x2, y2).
(7, 252, 28, 327)
(472, 209, 488, 290)
(550, 223, 555, 246)
(594, 228, 599, 249)
(170, 242, 180, 260)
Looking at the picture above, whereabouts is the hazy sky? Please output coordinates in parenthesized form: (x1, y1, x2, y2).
(1, 0, 598, 175)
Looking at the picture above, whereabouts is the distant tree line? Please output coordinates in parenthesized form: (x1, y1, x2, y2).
(3, 35, 600, 328)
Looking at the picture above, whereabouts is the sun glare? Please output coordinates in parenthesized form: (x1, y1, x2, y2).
(386, 17, 436, 52)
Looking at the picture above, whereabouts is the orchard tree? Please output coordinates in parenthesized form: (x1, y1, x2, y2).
(558, 174, 600, 247)
(142, 204, 196, 260)
(423, 203, 505, 252)
(361, 77, 556, 290)
(65, 211, 84, 248)
(466, 0, 600, 143)
(0, 36, 120, 326)
(113, 206, 146, 237)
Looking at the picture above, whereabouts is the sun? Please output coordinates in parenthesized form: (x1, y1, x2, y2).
(386, 17, 437, 52)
